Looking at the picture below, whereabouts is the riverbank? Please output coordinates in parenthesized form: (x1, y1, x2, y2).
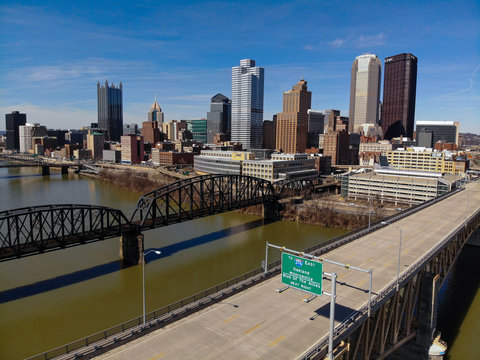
(79, 168, 176, 194)
(81, 168, 389, 230)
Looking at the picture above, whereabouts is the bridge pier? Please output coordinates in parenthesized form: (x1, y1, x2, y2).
(41, 165, 50, 176)
(61, 166, 69, 175)
(262, 200, 280, 222)
(120, 232, 144, 265)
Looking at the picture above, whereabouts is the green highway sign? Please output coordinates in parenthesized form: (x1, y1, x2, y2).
(281, 252, 323, 296)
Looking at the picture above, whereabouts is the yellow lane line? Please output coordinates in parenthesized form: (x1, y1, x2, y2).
(223, 314, 239, 324)
(269, 335, 286, 347)
(244, 322, 263, 335)
(149, 353, 165, 360)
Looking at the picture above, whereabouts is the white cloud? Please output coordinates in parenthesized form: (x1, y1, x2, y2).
(329, 38, 346, 48)
(303, 44, 315, 50)
(355, 33, 386, 47)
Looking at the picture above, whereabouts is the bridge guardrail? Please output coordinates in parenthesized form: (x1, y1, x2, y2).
(26, 187, 465, 360)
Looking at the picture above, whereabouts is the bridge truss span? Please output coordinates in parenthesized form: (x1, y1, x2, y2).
(0, 204, 131, 261)
(131, 174, 277, 229)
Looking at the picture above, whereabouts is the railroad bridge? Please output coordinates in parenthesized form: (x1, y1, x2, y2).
(0, 174, 312, 264)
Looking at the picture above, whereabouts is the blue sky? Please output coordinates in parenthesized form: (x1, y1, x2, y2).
(1, 0, 479, 133)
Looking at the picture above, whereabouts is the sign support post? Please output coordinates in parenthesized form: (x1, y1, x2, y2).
(264, 241, 269, 274)
(328, 272, 337, 360)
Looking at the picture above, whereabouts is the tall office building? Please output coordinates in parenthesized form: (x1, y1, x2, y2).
(231, 59, 264, 150)
(5, 111, 26, 150)
(275, 79, 311, 153)
(349, 54, 382, 133)
(262, 120, 275, 149)
(142, 98, 163, 144)
(87, 130, 105, 161)
(97, 80, 123, 142)
(416, 121, 460, 147)
(207, 93, 231, 143)
(19, 123, 47, 153)
(307, 110, 325, 148)
(382, 53, 418, 140)
(324, 109, 340, 133)
(148, 97, 164, 124)
(121, 134, 144, 164)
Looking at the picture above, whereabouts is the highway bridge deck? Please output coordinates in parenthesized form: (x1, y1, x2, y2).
(97, 182, 480, 360)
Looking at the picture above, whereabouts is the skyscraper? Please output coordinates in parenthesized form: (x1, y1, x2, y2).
(324, 109, 340, 133)
(142, 98, 163, 144)
(148, 97, 164, 124)
(349, 54, 382, 133)
(207, 93, 231, 143)
(381, 53, 418, 140)
(5, 111, 26, 150)
(97, 80, 123, 142)
(275, 79, 312, 154)
(231, 59, 264, 150)
(307, 110, 325, 148)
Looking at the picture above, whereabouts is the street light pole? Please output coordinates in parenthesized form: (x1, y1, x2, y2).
(368, 197, 372, 229)
(143, 249, 161, 326)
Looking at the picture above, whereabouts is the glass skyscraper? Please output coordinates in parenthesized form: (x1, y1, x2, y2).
(231, 59, 264, 150)
(382, 53, 418, 140)
(97, 80, 123, 142)
(206, 93, 231, 144)
(349, 54, 382, 134)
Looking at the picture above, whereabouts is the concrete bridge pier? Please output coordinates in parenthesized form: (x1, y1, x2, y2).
(120, 232, 144, 265)
(61, 166, 69, 175)
(41, 165, 50, 176)
(262, 200, 280, 222)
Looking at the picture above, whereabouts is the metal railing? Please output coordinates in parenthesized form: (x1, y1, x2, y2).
(26, 187, 465, 360)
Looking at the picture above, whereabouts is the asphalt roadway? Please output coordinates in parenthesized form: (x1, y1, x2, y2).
(97, 182, 480, 360)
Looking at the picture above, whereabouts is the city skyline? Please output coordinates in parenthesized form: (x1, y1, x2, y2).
(0, 1, 479, 133)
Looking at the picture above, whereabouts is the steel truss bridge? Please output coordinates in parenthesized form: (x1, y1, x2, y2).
(0, 174, 312, 261)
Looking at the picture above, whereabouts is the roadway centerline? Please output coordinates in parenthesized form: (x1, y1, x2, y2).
(223, 314, 239, 324)
(268, 335, 286, 347)
(148, 353, 165, 360)
(244, 322, 264, 335)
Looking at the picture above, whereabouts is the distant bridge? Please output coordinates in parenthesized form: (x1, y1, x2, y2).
(0, 154, 77, 174)
(0, 174, 312, 262)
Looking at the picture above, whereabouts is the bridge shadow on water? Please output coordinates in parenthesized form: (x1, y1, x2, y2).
(0, 218, 269, 304)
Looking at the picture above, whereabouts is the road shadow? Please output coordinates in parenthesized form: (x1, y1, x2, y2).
(0, 219, 268, 303)
(312, 303, 356, 322)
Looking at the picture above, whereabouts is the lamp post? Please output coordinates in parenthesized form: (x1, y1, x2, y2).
(143, 249, 161, 326)
(368, 196, 372, 229)
(382, 222, 402, 291)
